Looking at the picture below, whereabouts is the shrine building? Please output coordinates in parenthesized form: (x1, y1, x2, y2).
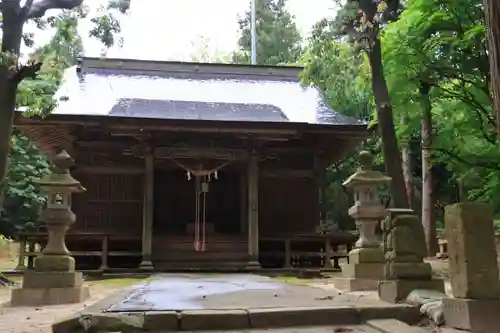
(13, 57, 369, 271)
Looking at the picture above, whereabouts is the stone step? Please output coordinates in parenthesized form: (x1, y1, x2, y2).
(53, 305, 422, 332)
(137, 325, 388, 333)
(153, 260, 249, 270)
(367, 319, 430, 333)
(153, 252, 248, 261)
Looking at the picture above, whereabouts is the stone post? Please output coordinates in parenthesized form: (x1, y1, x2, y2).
(10, 150, 89, 306)
(442, 203, 500, 333)
(378, 209, 444, 303)
(332, 151, 390, 291)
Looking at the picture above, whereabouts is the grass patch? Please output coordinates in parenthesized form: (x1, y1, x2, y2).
(85, 274, 155, 287)
(271, 275, 311, 285)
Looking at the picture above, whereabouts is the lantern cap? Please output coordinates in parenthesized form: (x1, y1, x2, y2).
(342, 151, 391, 188)
(36, 150, 86, 193)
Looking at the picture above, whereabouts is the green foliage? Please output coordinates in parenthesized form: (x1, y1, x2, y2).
(382, 0, 500, 210)
(1, 2, 126, 236)
(18, 10, 83, 117)
(300, 32, 380, 229)
(301, 0, 500, 223)
(301, 38, 373, 121)
(1, 134, 51, 236)
(236, 0, 302, 65)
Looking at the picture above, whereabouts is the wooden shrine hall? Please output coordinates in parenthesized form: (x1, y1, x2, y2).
(14, 57, 369, 271)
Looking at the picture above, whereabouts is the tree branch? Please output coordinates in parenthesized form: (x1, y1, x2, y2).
(20, 0, 35, 19)
(434, 148, 500, 170)
(25, 0, 84, 19)
(10, 62, 43, 85)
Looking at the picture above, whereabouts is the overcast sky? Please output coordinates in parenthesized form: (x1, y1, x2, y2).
(30, 0, 338, 61)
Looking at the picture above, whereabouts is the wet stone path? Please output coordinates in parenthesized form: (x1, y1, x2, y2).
(105, 273, 389, 312)
(55, 274, 424, 332)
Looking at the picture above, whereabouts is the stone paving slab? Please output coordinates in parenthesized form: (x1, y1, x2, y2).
(52, 274, 422, 332)
(104, 274, 408, 311)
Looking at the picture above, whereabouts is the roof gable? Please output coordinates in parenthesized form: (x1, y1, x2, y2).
(51, 57, 366, 126)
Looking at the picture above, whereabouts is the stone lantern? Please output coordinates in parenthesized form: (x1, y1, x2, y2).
(35, 150, 85, 264)
(344, 151, 390, 249)
(332, 151, 391, 291)
(11, 150, 89, 306)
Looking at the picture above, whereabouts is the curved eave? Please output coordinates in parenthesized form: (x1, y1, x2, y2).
(14, 112, 371, 162)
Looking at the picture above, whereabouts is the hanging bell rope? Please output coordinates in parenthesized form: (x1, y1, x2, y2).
(168, 157, 235, 252)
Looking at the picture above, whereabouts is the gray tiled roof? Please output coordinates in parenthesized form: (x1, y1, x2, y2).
(52, 59, 366, 126)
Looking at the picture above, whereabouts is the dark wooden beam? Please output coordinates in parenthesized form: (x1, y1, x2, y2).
(73, 166, 144, 174)
(75, 141, 315, 155)
(260, 169, 314, 178)
(155, 147, 249, 160)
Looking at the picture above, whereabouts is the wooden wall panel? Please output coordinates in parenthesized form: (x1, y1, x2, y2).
(72, 173, 143, 235)
(259, 177, 316, 236)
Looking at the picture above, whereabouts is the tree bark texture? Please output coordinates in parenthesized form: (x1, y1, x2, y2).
(484, 0, 500, 142)
(0, 2, 24, 206)
(0, 1, 25, 285)
(400, 114, 413, 208)
(420, 83, 438, 257)
(368, 38, 410, 208)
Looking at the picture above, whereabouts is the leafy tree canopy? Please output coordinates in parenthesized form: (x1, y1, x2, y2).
(236, 0, 302, 65)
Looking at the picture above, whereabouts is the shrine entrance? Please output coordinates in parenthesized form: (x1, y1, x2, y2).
(153, 167, 242, 236)
(151, 160, 248, 269)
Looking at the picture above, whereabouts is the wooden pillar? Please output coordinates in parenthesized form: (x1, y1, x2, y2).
(246, 151, 261, 268)
(284, 239, 292, 268)
(239, 168, 247, 235)
(323, 237, 334, 269)
(27, 242, 35, 269)
(140, 147, 154, 269)
(314, 154, 327, 227)
(99, 235, 109, 271)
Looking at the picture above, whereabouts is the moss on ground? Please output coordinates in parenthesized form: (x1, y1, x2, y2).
(86, 275, 155, 287)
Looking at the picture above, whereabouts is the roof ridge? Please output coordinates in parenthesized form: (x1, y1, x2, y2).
(79, 57, 303, 79)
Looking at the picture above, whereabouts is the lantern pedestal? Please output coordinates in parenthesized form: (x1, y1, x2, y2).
(34, 254, 75, 272)
(10, 271, 89, 306)
(332, 151, 390, 292)
(11, 257, 89, 306)
(10, 150, 89, 306)
(332, 247, 386, 291)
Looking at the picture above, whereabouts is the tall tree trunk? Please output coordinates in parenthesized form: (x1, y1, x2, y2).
(420, 82, 438, 257)
(484, 0, 500, 141)
(0, 1, 24, 286)
(368, 38, 409, 208)
(400, 114, 413, 208)
(0, 76, 17, 204)
(0, 2, 24, 209)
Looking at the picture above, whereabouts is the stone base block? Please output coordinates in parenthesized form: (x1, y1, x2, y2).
(10, 285, 89, 306)
(349, 247, 385, 264)
(22, 271, 83, 289)
(34, 255, 75, 272)
(332, 277, 380, 291)
(385, 262, 433, 280)
(443, 297, 500, 333)
(378, 279, 445, 303)
(139, 260, 155, 270)
(245, 261, 261, 270)
(342, 262, 385, 279)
